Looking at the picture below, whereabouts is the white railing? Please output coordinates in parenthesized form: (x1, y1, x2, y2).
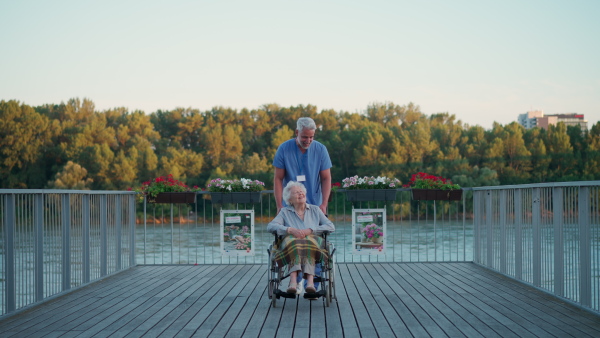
(473, 181, 600, 313)
(0, 190, 137, 316)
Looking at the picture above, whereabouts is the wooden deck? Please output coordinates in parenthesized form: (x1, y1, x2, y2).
(1, 263, 599, 337)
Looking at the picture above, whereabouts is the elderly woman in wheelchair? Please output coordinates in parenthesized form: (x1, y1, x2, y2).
(267, 181, 335, 303)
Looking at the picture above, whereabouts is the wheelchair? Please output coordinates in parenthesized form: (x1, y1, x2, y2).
(267, 231, 336, 307)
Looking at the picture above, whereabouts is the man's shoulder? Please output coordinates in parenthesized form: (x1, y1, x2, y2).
(277, 138, 296, 149)
(310, 140, 330, 155)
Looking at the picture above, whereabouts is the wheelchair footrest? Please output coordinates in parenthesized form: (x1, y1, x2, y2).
(303, 290, 326, 299)
(274, 289, 297, 299)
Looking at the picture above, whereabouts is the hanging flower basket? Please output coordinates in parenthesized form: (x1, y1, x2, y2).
(404, 172, 462, 201)
(207, 178, 265, 204)
(411, 189, 463, 201)
(345, 189, 397, 202)
(342, 175, 400, 202)
(148, 192, 197, 204)
(211, 191, 262, 204)
(131, 174, 201, 204)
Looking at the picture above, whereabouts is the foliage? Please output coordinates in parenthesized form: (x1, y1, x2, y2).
(207, 178, 265, 192)
(361, 223, 383, 240)
(331, 182, 341, 192)
(2, 98, 600, 191)
(130, 174, 201, 200)
(403, 172, 460, 190)
(342, 175, 400, 190)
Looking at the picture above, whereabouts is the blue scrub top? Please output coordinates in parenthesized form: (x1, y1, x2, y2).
(273, 138, 332, 206)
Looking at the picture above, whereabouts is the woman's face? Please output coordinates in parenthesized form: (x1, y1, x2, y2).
(289, 186, 306, 205)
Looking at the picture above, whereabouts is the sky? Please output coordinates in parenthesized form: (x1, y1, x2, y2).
(1, 0, 599, 129)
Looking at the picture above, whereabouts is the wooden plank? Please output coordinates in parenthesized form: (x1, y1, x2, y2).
(0, 265, 164, 332)
(205, 265, 266, 338)
(136, 265, 248, 337)
(328, 264, 360, 338)
(361, 263, 429, 337)
(1, 263, 599, 338)
(188, 265, 264, 337)
(3, 266, 181, 337)
(351, 263, 400, 337)
(320, 264, 344, 338)
(453, 263, 600, 337)
(95, 265, 220, 337)
(381, 263, 456, 337)
(53, 267, 192, 333)
(440, 263, 584, 337)
(104, 265, 234, 337)
(407, 263, 507, 338)
(427, 263, 555, 337)
(360, 263, 421, 336)
(292, 281, 310, 338)
(400, 263, 490, 337)
(336, 264, 371, 337)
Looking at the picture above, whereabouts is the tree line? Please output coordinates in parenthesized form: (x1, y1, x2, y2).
(1, 98, 599, 191)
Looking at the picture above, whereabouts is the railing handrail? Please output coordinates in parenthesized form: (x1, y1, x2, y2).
(0, 189, 137, 195)
(472, 180, 600, 190)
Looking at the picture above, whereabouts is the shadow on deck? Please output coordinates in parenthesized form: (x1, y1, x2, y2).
(0, 263, 599, 337)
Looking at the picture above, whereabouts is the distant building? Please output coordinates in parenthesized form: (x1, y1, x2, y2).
(518, 110, 543, 129)
(517, 110, 587, 130)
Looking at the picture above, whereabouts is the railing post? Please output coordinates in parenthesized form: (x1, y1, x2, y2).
(115, 195, 122, 271)
(61, 194, 71, 291)
(473, 191, 481, 264)
(514, 189, 523, 280)
(532, 187, 541, 287)
(579, 186, 591, 307)
(130, 195, 136, 267)
(499, 190, 507, 274)
(486, 190, 493, 268)
(4, 194, 16, 313)
(35, 193, 44, 302)
(553, 187, 564, 297)
(82, 194, 90, 283)
(143, 197, 147, 265)
(100, 195, 107, 277)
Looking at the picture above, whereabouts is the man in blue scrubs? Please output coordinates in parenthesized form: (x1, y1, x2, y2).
(273, 117, 332, 295)
(273, 117, 332, 214)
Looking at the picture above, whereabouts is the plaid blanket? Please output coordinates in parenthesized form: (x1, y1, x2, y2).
(273, 234, 327, 268)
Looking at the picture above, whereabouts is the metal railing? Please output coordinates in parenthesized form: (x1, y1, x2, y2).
(139, 189, 473, 265)
(473, 181, 600, 313)
(0, 190, 136, 316)
(3, 184, 599, 316)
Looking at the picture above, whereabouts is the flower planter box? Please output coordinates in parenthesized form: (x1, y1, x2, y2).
(211, 192, 262, 204)
(345, 189, 397, 202)
(148, 192, 196, 204)
(411, 189, 463, 201)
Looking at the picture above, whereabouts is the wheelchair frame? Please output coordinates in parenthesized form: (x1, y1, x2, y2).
(267, 231, 336, 307)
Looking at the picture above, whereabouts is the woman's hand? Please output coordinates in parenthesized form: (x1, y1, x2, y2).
(287, 227, 313, 239)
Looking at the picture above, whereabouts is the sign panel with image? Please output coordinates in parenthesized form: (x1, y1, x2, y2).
(220, 209, 255, 256)
(352, 208, 386, 255)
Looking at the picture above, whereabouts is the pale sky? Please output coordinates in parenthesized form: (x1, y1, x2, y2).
(1, 0, 599, 129)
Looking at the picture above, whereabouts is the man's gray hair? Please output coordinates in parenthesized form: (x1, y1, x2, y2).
(283, 181, 307, 205)
(296, 117, 317, 132)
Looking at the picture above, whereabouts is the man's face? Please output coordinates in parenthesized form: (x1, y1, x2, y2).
(296, 128, 315, 150)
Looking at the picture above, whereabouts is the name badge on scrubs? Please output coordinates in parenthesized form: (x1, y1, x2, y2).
(297, 175, 306, 182)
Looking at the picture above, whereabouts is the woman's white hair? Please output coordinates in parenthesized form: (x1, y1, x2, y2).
(296, 117, 316, 132)
(283, 181, 307, 205)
